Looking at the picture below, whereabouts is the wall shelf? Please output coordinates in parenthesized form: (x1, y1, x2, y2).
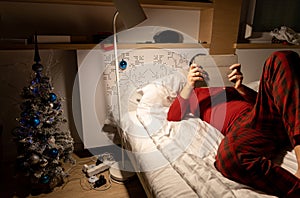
(0, 43, 209, 50)
(1, 0, 242, 54)
(5, 0, 213, 10)
(234, 43, 300, 49)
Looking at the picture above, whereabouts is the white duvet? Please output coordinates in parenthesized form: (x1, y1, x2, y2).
(121, 70, 297, 198)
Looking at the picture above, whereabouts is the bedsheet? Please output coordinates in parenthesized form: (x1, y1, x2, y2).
(120, 70, 297, 198)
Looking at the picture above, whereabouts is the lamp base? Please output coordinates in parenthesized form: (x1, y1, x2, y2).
(109, 161, 135, 183)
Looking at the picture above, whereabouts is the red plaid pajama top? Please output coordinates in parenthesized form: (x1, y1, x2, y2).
(167, 51, 300, 197)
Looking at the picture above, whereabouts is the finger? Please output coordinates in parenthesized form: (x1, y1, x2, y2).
(228, 74, 243, 82)
(193, 76, 204, 81)
(234, 80, 242, 89)
(229, 63, 241, 71)
(190, 64, 203, 71)
(190, 67, 200, 74)
(190, 63, 201, 69)
(193, 71, 208, 80)
(190, 69, 203, 78)
(190, 73, 204, 80)
(228, 75, 237, 82)
(191, 63, 203, 69)
(227, 69, 238, 78)
(190, 63, 197, 68)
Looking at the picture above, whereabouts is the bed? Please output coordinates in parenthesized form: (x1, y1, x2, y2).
(93, 48, 298, 197)
(111, 68, 298, 198)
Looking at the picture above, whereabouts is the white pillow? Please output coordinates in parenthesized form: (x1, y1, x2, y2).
(136, 69, 187, 135)
(137, 68, 187, 104)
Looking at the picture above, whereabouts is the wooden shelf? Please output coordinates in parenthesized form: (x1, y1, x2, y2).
(234, 43, 300, 49)
(116, 43, 209, 49)
(0, 43, 99, 50)
(141, 0, 213, 10)
(2, 0, 243, 54)
(6, 0, 213, 10)
(0, 43, 209, 50)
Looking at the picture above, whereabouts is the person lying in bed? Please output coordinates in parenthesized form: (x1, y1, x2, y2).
(167, 50, 300, 197)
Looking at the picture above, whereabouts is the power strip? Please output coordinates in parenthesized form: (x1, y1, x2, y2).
(86, 163, 110, 177)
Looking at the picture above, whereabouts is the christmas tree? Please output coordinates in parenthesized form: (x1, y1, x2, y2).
(12, 35, 74, 194)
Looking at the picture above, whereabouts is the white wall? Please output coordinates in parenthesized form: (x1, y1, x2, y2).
(0, 2, 200, 42)
(236, 49, 300, 83)
(133, 8, 200, 42)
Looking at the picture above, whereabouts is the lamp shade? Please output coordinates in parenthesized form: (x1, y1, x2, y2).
(113, 0, 147, 29)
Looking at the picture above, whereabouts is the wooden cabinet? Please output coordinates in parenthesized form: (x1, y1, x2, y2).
(2, 0, 243, 54)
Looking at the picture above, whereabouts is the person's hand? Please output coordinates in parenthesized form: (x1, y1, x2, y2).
(228, 63, 243, 89)
(187, 64, 209, 88)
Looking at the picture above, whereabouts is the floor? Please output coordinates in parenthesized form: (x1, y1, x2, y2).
(1, 151, 147, 198)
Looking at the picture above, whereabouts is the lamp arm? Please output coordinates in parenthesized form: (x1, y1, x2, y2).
(113, 11, 126, 168)
(113, 11, 122, 126)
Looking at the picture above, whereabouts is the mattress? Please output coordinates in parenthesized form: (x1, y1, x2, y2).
(119, 70, 298, 198)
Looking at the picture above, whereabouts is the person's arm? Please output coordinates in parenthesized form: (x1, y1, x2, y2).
(167, 64, 207, 121)
(167, 93, 189, 121)
(227, 63, 257, 104)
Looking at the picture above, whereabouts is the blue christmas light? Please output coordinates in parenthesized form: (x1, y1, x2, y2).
(32, 87, 39, 95)
(119, 59, 127, 70)
(19, 118, 26, 125)
(28, 138, 33, 144)
(31, 80, 36, 85)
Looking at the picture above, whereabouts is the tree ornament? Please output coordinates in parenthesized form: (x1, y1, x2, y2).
(30, 154, 40, 165)
(119, 59, 127, 70)
(48, 148, 59, 158)
(31, 117, 40, 127)
(32, 63, 44, 73)
(40, 175, 50, 184)
(49, 93, 57, 102)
